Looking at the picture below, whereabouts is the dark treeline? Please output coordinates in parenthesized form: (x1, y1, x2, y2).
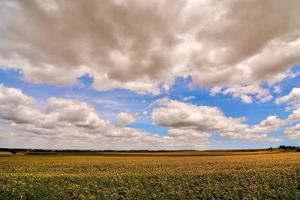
(0, 148, 192, 154)
(0, 146, 299, 155)
(278, 145, 300, 151)
(0, 148, 28, 155)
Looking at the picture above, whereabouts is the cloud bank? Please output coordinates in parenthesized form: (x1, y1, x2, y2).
(1, 0, 300, 99)
(1, 1, 300, 149)
(0, 84, 210, 149)
(1, 84, 300, 149)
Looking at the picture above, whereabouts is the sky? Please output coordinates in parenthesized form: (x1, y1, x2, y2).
(0, 0, 299, 150)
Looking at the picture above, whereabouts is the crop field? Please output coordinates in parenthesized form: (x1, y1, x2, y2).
(0, 151, 299, 199)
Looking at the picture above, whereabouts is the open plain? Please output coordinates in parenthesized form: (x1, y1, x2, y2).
(0, 150, 299, 199)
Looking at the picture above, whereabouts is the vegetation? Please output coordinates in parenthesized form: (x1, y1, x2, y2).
(278, 145, 300, 151)
(0, 150, 299, 199)
(1, 145, 299, 156)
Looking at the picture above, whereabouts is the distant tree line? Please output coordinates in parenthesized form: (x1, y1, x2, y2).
(278, 145, 300, 151)
(0, 146, 299, 155)
(0, 148, 28, 155)
(0, 148, 193, 155)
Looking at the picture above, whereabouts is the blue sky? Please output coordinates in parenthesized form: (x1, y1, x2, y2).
(1, 67, 299, 149)
(0, 1, 299, 149)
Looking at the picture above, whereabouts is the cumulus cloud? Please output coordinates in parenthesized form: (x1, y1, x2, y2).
(0, 84, 43, 124)
(2, 84, 300, 149)
(116, 112, 137, 126)
(152, 98, 283, 141)
(276, 88, 300, 105)
(211, 84, 272, 103)
(0, 84, 34, 106)
(275, 88, 300, 121)
(284, 124, 300, 140)
(0, 84, 209, 149)
(167, 128, 211, 148)
(275, 88, 300, 139)
(152, 98, 244, 131)
(0, 0, 300, 99)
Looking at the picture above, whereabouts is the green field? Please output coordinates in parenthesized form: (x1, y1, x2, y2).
(0, 151, 299, 199)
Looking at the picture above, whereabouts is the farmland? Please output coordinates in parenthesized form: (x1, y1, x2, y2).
(0, 150, 299, 199)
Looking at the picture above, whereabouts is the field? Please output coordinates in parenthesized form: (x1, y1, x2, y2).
(0, 150, 299, 199)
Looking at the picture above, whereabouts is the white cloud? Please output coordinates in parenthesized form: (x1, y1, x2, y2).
(47, 98, 106, 129)
(152, 98, 283, 141)
(2, 84, 300, 149)
(274, 88, 300, 139)
(0, 84, 34, 106)
(275, 88, 300, 105)
(181, 96, 196, 102)
(275, 88, 300, 121)
(240, 95, 253, 104)
(273, 85, 282, 94)
(257, 116, 286, 131)
(116, 112, 137, 126)
(211, 84, 272, 103)
(152, 98, 244, 132)
(284, 124, 300, 140)
(0, 0, 300, 99)
(0, 84, 209, 149)
(167, 128, 210, 149)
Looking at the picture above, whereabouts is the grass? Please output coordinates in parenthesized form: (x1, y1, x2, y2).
(0, 152, 11, 157)
(0, 151, 299, 199)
